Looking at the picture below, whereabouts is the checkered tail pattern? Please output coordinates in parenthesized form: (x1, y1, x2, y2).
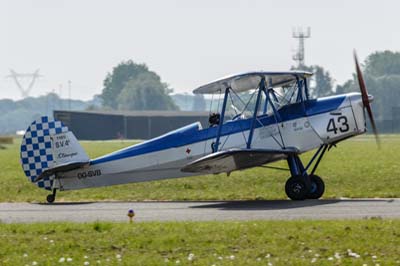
(20, 116, 69, 190)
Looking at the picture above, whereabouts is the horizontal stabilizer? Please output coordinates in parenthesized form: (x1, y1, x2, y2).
(181, 148, 299, 174)
(33, 161, 89, 182)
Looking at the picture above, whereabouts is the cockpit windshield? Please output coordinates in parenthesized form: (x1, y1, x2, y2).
(266, 79, 305, 113)
(203, 72, 310, 127)
(212, 80, 306, 122)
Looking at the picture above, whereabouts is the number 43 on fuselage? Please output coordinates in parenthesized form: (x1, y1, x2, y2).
(20, 54, 378, 203)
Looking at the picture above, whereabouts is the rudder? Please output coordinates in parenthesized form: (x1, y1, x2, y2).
(20, 116, 89, 190)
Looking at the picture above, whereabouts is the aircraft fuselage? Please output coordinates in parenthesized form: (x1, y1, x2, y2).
(55, 92, 366, 191)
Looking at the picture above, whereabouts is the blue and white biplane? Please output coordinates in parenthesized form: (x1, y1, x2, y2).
(20, 53, 378, 203)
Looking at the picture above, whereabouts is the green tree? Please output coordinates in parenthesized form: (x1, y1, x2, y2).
(293, 65, 334, 98)
(364, 51, 400, 77)
(101, 61, 151, 109)
(101, 60, 178, 111)
(335, 79, 355, 95)
(117, 71, 178, 111)
(336, 51, 400, 121)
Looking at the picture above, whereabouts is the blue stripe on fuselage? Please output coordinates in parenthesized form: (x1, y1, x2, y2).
(90, 94, 347, 165)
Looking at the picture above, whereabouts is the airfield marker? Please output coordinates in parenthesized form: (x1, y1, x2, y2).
(127, 209, 135, 223)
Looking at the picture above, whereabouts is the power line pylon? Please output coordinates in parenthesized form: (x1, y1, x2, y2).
(6, 69, 42, 98)
(292, 27, 311, 67)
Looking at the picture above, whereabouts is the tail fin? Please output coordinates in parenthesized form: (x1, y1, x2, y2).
(20, 116, 89, 190)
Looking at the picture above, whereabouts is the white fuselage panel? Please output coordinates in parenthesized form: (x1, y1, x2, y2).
(56, 94, 366, 191)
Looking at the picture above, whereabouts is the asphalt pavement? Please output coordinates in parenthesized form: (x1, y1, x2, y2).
(1, 199, 399, 223)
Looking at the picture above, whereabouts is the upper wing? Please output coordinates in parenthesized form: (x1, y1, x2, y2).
(181, 148, 299, 174)
(193, 71, 312, 94)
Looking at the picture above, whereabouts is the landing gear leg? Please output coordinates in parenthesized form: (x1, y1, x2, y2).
(46, 189, 57, 203)
(285, 146, 328, 200)
(285, 155, 310, 200)
(305, 145, 328, 199)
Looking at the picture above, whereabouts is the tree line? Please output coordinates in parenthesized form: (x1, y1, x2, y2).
(100, 51, 400, 122)
(293, 51, 400, 121)
(1, 50, 398, 135)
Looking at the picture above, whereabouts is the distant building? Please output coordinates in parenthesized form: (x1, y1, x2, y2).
(53, 110, 209, 140)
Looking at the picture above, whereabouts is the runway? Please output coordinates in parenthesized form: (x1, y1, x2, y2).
(1, 199, 400, 223)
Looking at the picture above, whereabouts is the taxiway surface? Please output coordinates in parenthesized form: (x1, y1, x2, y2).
(1, 199, 399, 223)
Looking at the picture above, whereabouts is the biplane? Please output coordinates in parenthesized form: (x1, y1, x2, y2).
(20, 53, 378, 203)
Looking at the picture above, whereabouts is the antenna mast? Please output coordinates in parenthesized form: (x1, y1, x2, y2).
(292, 27, 311, 67)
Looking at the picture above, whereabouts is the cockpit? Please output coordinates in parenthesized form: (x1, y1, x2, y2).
(197, 71, 312, 127)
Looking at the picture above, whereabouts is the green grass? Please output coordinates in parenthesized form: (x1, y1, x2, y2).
(1, 220, 400, 265)
(1, 135, 399, 202)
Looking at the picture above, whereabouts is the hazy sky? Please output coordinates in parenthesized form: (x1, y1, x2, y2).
(1, 0, 399, 100)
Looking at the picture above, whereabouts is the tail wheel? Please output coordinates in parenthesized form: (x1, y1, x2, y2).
(46, 189, 57, 204)
(285, 176, 308, 200)
(307, 174, 325, 199)
(46, 194, 55, 203)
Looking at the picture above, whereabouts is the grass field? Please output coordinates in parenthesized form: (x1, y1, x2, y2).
(1, 220, 400, 265)
(1, 135, 399, 202)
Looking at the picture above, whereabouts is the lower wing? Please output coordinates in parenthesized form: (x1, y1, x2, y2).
(181, 148, 299, 174)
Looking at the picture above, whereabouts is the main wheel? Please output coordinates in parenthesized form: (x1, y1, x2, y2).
(285, 176, 308, 200)
(307, 174, 325, 199)
(46, 194, 55, 203)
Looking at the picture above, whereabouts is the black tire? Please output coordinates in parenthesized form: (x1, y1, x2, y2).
(285, 176, 308, 200)
(46, 194, 55, 203)
(307, 174, 325, 199)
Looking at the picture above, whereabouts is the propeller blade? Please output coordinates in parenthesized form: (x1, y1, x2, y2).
(353, 50, 380, 147)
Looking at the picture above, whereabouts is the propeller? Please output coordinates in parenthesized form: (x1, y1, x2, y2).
(353, 50, 380, 147)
